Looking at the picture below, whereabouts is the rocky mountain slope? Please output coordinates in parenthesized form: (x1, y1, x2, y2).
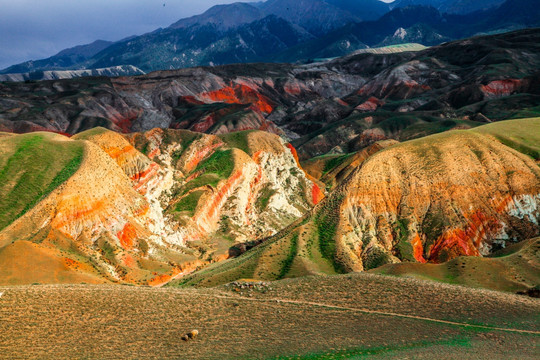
(1, 0, 366, 75)
(326, 0, 390, 19)
(0, 40, 113, 75)
(169, 2, 266, 31)
(0, 128, 320, 285)
(1, 29, 539, 161)
(391, 0, 506, 14)
(170, 0, 382, 35)
(257, 0, 360, 36)
(2, 0, 538, 75)
(176, 118, 540, 289)
(1, 30, 540, 289)
(92, 15, 315, 72)
(283, 0, 540, 61)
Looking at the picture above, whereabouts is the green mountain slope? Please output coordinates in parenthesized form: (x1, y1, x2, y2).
(0, 132, 84, 231)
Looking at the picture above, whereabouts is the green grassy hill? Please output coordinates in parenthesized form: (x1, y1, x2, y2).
(0, 132, 84, 231)
(473, 117, 540, 160)
(372, 237, 540, 293)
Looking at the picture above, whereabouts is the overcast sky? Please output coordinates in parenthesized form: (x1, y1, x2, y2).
(0, 0, 395, 70)
(0, 0, 261, 69)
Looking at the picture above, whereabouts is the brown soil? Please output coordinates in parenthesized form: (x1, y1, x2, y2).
(0, 273, 538, 359)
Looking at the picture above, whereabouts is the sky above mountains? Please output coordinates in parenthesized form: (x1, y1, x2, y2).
(0, 0, 261, 69)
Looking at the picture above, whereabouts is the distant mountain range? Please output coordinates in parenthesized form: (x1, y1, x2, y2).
(390, 0, 507, 14)
(1, 0, 539, 77)
(0, 65, 145, 82)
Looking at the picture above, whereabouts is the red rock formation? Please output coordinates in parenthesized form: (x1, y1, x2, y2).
(131, 163, 161, 195)
(179, 95, 206, 105)
(197, 169, 245, 233)
(355, 97, 384, 112)
(311, 183, 324, 205)
(411, 235, 427, 263)
(481, 79, 525, 99)
(185, 142, 224, 172)
(117, 223, 138, 249)
(192, 114, 217, 133)
(200, 84, 274, 114)
(108, 110, 141, 133)
(0, 128, 322, 285)
(304, 123, 540, 272)
(283, 82, 303, 96)
(287, 143, 325, 205)
(287, 143, 301, 165)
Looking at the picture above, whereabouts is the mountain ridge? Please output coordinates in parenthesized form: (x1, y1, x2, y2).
(2, 0, 538, 76)
(169, 2, 265, 31)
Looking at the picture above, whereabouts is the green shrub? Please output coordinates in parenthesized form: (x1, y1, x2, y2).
(278, 233, 298, 280)
(175, 191, 204, 216)
(196, 149, 235, 179)
(323, 154, 353, 175)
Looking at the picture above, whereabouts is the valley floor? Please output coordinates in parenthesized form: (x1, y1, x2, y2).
(0, 273, 538, 359)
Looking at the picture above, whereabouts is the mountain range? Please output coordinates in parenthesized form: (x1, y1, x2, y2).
(1, 0, 539, 77)
(390, 0, 508, 14)
(1, 2, 540, 359)
(0, 28, 539, 288)
(2, 28, 539, 153)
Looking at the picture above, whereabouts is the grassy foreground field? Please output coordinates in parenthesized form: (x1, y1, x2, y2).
(0, 273, 538, 359)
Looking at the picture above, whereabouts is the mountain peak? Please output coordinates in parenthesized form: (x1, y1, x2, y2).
(169, 2, 264, 31)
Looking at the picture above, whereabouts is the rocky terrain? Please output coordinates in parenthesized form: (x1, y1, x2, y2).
(1, 4, 539, 359)
(1, 28, 540, 163)
(0, 65, 144, 82)
(176, 118, 540, 291)
(0, 128, 319, 285)
(0, 39, 114, 75)
(1, 30, 540, 290)
(391, 0, 506, 14)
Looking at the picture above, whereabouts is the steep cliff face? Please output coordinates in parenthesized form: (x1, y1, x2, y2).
(0, 128, 318, 285)
(177, 118, 540, 287)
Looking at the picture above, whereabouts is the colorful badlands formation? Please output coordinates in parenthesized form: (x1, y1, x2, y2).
(0, 117, 538, 291)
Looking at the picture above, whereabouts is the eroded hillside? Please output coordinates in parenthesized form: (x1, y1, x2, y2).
(0, 128, 319, 285)
(1, 30, 540, 289)
(372, 237, 540, 293)
(176, 118, 540, 289)
(1, 29, 539, 160)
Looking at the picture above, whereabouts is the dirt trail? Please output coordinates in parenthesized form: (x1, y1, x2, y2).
(210, 292, 540, 335)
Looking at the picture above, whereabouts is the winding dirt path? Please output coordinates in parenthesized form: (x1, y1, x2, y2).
(211, 292, 540, 335)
